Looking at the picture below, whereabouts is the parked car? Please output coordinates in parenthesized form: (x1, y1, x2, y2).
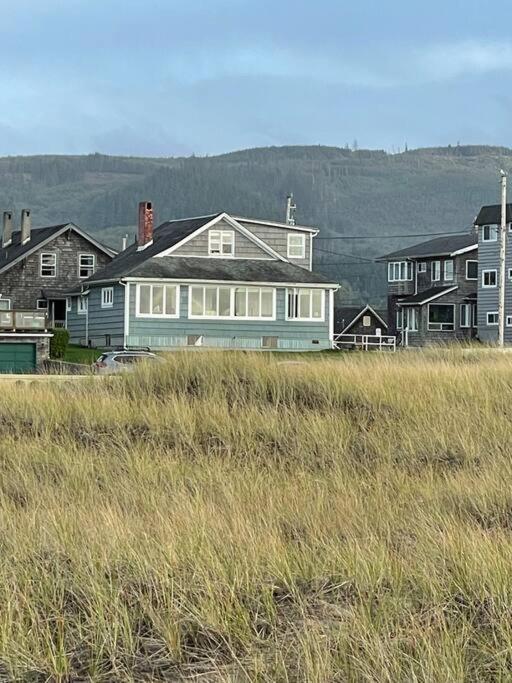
(94, 350, 162, 373)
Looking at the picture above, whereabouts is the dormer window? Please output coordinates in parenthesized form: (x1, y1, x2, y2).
(208, 230, 234, 256)
(482, 225, 498, 242)
(287, 233, 306, 259)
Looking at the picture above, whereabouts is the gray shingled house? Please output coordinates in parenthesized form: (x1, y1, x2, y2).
(377, 233, 478, 346)
(66, 203, 339, 351)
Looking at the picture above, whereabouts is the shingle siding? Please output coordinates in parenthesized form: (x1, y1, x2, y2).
(237, 222, 312, 270)
(171, 219, 271, 259)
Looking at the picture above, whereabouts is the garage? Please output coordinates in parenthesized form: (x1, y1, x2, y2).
(0, 343, 37, 373)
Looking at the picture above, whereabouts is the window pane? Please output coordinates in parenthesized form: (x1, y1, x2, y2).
(139, 285, 151, 315)
(204, 287, 217, 316)
(247, 289, 260, 317)
(152, 286, 164, 314)
(165, 286, 176, 315)
(288, 291, 297, 318)
(219, 288, 231, 316)
(298, 290, 311, 318)
(311, 291, 323, 318)
(191, 287, 203, 315)
(444, 260, 454, 280)
(261, 290, 273, 317)
(235, 288, 246, 316)
(467, 261, 478, 279)
(209, 231, 221, 253)
(429, 305, 454, 324)
(222, 233, 234, 255)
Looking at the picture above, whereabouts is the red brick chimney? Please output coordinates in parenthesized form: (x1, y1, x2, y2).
(137, 201, 153, 250)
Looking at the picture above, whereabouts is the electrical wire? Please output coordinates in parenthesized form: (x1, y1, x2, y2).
(316, 229, 472, 241)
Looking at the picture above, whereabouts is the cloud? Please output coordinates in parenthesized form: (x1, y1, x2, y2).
(418, 41, 512, 81)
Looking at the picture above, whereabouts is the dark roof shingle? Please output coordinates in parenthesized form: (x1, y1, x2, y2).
(398, 285, 457, 305)
(377, 233, 477, 261)
(475, 204, 512, 225)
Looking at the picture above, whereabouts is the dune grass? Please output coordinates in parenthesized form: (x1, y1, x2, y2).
(1, 349, 512, 681)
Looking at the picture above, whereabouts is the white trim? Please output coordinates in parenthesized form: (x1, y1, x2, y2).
(40, 252, 57, 278)
(123, 276, 338, 289)
(466, 260, 478, 280)
(101, 286, 114, 308)
(427, 303, 456, 332)
(339, 304, 388, 335)
(443, 259, 454, 281)
(388, 261, 413, 282)
(285, 288, 326, 322)
(482, 225, 498, 242)
(431, 260, 441, 282)
(187, 285, 276, 321)
(135, 283, 180, 319)
(156, 213, 288, 262)
(482, 269, 497, 288)
(287, 233, 306, 259)
(233, 216, 318, 234)
(36, 299, 48, 310)
(506, 315, 512, 327)
(460, 303, 471, 328)
(78, 253, 96, 279)
(450, 244, 478, 256)
(418, 262, 427, 273)
(399, 286, 458, 307)
(123, 282, 130, 346)
(0, 333, 52, 338)
(208, 229, 235, 257)
(328, 290, 334, 346)
(487, 311, 499, 326)
(77, 296, 88, 315)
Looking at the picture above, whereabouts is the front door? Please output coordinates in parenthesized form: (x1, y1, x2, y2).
(50, 300, 67, 328)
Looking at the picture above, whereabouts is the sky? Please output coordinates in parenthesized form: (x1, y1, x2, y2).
(1, 0, 512, 157)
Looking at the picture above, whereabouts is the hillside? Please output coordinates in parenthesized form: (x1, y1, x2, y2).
(0, 145, 509, 304)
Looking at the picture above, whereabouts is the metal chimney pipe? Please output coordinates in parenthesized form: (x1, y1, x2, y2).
(2, 211, 13, 248)
(122, 234, 128, 251)
(21, 209, 31, 244)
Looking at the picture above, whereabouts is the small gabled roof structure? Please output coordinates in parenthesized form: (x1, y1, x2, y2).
(334, 305, 388, 334)
(475, 204, 512, 225)
(377, 233, 477, 261)
(0, 223, 115, 275)
(397, 285, 458, 306)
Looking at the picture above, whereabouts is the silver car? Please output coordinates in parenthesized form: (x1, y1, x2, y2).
(94, 350, 162, 373)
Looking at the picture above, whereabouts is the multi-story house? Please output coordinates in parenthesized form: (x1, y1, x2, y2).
(474, 203, 512, 342)
(378, 233, 478, 346)
(66, 202, 339, 351)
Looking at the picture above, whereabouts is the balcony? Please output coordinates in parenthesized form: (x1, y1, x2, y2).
(0, 310, 48, 332)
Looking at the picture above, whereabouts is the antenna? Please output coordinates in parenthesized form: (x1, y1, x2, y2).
(286, 194, 297, 226)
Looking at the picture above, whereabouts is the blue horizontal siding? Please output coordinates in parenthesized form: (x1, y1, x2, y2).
(67, 284, 125, 347)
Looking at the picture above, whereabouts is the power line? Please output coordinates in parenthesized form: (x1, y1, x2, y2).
(314, 246, 375, 262)
(316, 229, 473, 241)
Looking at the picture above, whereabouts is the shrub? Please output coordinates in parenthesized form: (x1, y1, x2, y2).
(50, 327, 69, 359)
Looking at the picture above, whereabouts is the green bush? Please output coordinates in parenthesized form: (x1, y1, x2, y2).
(50, 328, 70, 359)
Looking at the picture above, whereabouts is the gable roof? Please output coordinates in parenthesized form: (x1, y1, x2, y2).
(398, 285, 458, 306)
(234, 216, 318, 234)
(334, 305, 388, 334)
(377, 233, 477, 261)
(475, 204, 512, 225)
(0, 223, 115, 275)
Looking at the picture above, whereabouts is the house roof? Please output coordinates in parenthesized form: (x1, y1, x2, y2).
(0, 222, 115, 275)
(475, 204, 512, 225)
(398, 285, 458, 306)
(87, 256, 337, 287)
(85, 212, 336, 287)
(376, 233, 477, 261)
(334, 305, 388, 334)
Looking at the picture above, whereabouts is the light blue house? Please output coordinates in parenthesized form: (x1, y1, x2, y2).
(66, 203, 339, 351)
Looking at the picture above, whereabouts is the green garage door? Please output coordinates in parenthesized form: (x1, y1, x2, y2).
(0, 343, 36, 373)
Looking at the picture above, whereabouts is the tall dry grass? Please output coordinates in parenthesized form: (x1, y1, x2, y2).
(0, 349, 512, 681)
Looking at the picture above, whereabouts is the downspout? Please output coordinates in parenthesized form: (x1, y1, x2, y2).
(329, 287, 339, 349)
(120, 280, 129, 349)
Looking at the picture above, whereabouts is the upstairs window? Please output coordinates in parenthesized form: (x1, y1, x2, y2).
(482, 269, 497, 288)
(444, 259, 454, 281)
(40, 253, 56, 277)
(388, 261, 413, 282)
(482, 225, 498, 242)
(79, 254, 95, 279)
(466, 260, 478, 280)
(432, 260, 441, 281)
(208, 230, 234, 256)
(101, 287, 114, 308)
(287, 233, 306, 259)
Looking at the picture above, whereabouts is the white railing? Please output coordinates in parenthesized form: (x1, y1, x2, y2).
(333, 334, 396, 352)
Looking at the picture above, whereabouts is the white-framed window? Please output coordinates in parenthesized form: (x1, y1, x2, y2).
(77, 296, 88, 315)
(444, 259, 454, 281)
(482, 269, 497, 288)
(418, 262, 427, 273)
(286, 288, 324, 321)
(472, 304, 477, 328)
(482, 225, 498, 242)
(396, 309, 403, 330)
(405, 307, 418, 331)
(136, 283, 179, 317)
(40, 253, 56, 277)
(388, 261, 413, 282)
(287, 233, 306, 259)
(431, 260, 441, 282)
(487, 311, 499, 326)
(66, 298, 71, 312)
(466, 260, 478, 280)
(0, 298, 11, 311)
(189, 285, 275, 319)
(460, 303, 471, 328)
(101, 287, 114, 308)
(208, 230, 234, 256)
(509, 268, 512, 281)
(362, 315, 371, 327)
(79, 254, 95, 279)
(36, 299, 48, 310)
(507, 315, 512, 327)
(428, 304, 455, 331)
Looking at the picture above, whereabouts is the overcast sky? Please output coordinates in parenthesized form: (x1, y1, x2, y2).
(1, 0, 511, 156)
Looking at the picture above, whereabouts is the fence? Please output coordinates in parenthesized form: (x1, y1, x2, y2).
(333, 333, 397, 352)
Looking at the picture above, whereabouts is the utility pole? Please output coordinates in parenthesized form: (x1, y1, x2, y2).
(498, 170, 508, 348)
(286, 194, 296, 226)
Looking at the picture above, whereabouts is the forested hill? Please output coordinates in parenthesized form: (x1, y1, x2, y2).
(0, 145, 510, 304)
